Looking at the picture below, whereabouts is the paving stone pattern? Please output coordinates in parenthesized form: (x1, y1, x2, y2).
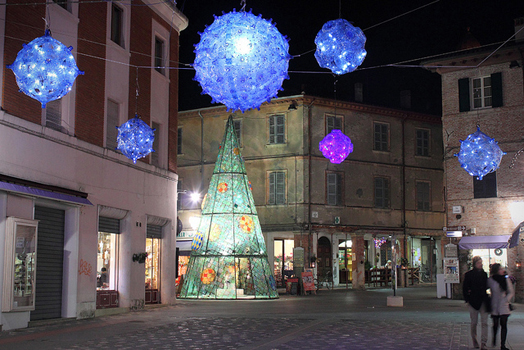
(54, 317, 470, 350)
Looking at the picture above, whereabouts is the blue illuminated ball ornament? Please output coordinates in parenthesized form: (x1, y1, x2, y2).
(456, 127, 506, 180)
(116, 116, 155, 164)
(319, 129, 354, 164)
(314, 19, 367, 75)
(7, 30, 84, 108)
(193, 10, 291, 112)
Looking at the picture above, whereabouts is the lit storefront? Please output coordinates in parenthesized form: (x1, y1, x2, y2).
(459, 235, 511, 273)
(273, 239, 294, 287)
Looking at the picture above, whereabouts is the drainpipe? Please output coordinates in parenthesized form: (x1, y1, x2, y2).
(198, 111, 204, 193)
(306, 99, 316, 261)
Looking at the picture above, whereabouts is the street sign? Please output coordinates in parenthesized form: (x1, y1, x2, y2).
(443, 226, 466, 231)
(446, 231, 463, 238)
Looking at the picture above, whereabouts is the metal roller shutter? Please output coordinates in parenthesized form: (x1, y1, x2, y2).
(147, 224, 162, 239)
(31, 206, 65, 321)
(99, 216, 120, 234)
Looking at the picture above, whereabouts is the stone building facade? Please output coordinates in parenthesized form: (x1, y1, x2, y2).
(177, 95, 445, 290)
(424, 19, 524, 300)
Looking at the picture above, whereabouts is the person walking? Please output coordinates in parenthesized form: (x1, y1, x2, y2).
(488, 263, 514, 350)
(463, 256, 490, 349)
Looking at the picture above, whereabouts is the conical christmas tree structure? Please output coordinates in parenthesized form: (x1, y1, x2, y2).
(179, 116, 278, 299)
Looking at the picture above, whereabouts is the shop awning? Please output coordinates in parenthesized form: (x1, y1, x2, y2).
(458, 235, 511, 250)
(177, 239, 193, 254)
(509, 223, 524, 248)
(0, 180, 92, 206)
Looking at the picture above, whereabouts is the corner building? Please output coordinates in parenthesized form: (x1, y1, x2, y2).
(177, 95, 445, 290)
(0, 1, 187, 330)
(423, 19, 524, 301)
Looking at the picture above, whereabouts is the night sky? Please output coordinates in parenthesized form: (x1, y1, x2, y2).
(176, 0, 524, 114)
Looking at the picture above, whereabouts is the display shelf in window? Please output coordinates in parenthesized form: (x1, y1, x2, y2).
(2, 217, 38, 312)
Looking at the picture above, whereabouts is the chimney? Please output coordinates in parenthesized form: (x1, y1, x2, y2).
(515, 17, 524, 43)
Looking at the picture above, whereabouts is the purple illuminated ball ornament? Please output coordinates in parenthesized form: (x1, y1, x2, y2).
(456, 127, 505, 180)
(116, 116, 155, 164)
(319, 129, 354, 164)
(193, 10, 291, 112)
(314, 19, 367, 75)
(7, 30, 84, 108)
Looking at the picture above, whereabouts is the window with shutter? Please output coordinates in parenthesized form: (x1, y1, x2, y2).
(45, 99, 62, 131)
(151, 122, 160, 166)
(326, 115, 343, 134)
(373, 122, 389, 152)
(374, 177, 390, 208)
(458, 78, 471, 112)
(416, 181, 430, 211)
(327, 173, 343, 206)
(233, 119, 242, 145)
(111, 4, 124, 47)
(268, 171, 286, 205)
(416, 129, 430, 157)
(269, 115, 285, 144)
(106, 100, 119, 150)
(473, 172, 497, 198)
(154, 37, 165, 75)
(177, 128, 183, 154)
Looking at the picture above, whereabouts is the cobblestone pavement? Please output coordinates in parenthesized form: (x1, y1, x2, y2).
(0, 286, 523, 350)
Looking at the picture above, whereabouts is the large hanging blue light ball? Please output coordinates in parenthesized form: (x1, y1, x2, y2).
(456, 127, 506, 180)
(319, 129, 354, 164)
(193, 10, 291, 113)
(7, 30, 84, 108)
(314, 19, 367, 75)
(116, 116, 155, 164)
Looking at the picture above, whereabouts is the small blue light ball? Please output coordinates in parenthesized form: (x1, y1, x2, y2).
(116, 116, 156, 164)
(7, 30, 84, 108)
(314, 19, 367, 75)
(319, 129, 354, 164)
(456, 127, 506, 180)
(193, 10, 291, 112)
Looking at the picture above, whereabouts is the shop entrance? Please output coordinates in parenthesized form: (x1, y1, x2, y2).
(338, 239, 352, 283)
(317, 236, 332, 282)
(412, 237, 436, 283)
(31, 206, 65, 321)
(273, 239, 294, 288)
(145, 224, 162, 304)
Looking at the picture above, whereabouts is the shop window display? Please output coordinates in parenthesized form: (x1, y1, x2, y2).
(2, 218, 38, 312)
(97, 232, 118, 291)
(145, 238, 160, 290)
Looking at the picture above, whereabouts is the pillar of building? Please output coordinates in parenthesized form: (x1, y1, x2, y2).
(351, 234, 366, 290)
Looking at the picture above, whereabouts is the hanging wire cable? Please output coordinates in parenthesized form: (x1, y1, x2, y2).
(363, 0, 440, 31)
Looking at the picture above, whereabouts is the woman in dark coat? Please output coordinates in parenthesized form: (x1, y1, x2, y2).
(487, 263, 514, 350)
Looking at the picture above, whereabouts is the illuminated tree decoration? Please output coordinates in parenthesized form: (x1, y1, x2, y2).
(179, 116, 277, 299)
(314, 19, 367, 75)
(6, 30, 84, 108)
(116, 115, 155, 164)
(193, 10, 291, 112)
(319, 129, 354, 164)
(456, 127, 506, 180)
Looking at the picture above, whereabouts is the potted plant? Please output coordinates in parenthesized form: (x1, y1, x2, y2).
(132, 252, 148, 264)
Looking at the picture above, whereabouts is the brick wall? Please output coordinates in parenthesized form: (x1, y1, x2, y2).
(75, 2, 107, 147)
(2, 0, 45, 120)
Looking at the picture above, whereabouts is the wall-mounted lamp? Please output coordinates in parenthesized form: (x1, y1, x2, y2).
(509, 60, 521, 69)
(516, 259, 521, 271)
(288, 101, 297, 110)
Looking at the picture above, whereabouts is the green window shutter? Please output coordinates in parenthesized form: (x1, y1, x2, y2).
(491, 72, 503, 108)
(276, 172, 285, 204)
(327, 173, 337, 205)
(269, 172, 275, 204)
(458, 78, 470, 112)
(276, 115, 285, 144)
(269, 116, 275, 144)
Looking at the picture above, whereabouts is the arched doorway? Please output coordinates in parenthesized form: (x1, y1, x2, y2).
(317, 236, 332, 281)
